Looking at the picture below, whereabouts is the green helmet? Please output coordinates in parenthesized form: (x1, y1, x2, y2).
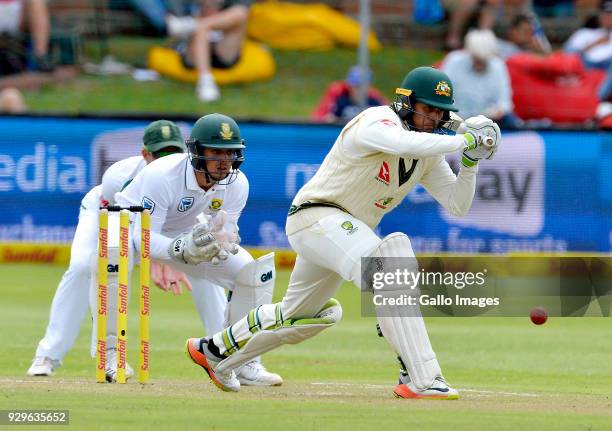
(143, 120, 186, 155)
(396, 66, 458, 112)
(186, 113, 245, 183)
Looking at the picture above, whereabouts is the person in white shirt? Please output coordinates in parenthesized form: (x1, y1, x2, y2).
(442, 29, 520, 128)
(116, 113, 282, 387)
(184, 67, 501, 398)
(27, 120, 227, 381)
(565, 0, 612, 102)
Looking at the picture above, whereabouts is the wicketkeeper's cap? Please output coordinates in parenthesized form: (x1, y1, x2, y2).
(143, 120, 186, 153)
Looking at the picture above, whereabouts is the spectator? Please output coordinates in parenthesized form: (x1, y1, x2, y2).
(565, 1, 612, 69)
(0, 87, 26, 113)
(442, 29, 520, 128)
(311, 65, 389, 123)
(162, 0, 252, 102)
(444, 0, 501, 51)
(497, 13, 550, 60)
(129, 0, 200, 35)
(565, 0, 612, 101)
(0, 0, 53, 73)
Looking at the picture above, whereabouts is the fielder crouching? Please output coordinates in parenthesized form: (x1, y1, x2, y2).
(186, 67, 501, 398)
(115, 113, 282, 387)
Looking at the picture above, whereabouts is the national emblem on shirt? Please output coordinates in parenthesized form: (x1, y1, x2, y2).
(178, 196, 194, 212)
(435, 81, 451, 97)
(209, 198, 223, 211)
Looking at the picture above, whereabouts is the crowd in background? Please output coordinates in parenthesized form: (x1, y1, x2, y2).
(0, 0, 610, 128)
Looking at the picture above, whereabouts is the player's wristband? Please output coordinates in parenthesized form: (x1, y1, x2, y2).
(461, 152, 479, 168)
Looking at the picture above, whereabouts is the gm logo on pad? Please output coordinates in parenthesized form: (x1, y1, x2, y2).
(260, 271, 273, 282)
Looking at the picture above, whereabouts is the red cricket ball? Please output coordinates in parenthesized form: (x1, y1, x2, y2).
(530, 306, 548, 325)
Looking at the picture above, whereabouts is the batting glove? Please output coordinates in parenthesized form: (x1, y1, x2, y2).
(459, 116, 501, 167)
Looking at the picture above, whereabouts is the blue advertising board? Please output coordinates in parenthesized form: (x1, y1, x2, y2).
(0, 116, 610, 252)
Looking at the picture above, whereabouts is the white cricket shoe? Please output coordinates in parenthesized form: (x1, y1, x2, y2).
(236, 359, 283, 386)
(394, 373, 459, 400)
(186, 338, 240, 392)
(27, 356, 60, 376)
(196, 75, 220, 102)
(166, 14, 197, 38)
(104, 348, 134, 383)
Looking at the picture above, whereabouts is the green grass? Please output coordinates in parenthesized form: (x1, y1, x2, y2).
(1, 263, 611, 430)
(23, 37, 443, 118)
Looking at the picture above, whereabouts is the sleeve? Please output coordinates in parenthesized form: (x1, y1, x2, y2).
(420, 157, 478, 217)
(122, 170, 175, 261)
(354, 112, 466, 158)
(101, 163, 130, 206)
(224, 173, 249, 224)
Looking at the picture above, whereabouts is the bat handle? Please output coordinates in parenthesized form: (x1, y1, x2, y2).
(484, 137, 494, 148)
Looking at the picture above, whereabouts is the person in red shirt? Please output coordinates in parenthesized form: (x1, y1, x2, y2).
(312, 65, 389, 123)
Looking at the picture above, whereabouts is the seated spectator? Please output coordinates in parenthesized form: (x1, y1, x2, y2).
(163, 0, 252, 102)
(311, 65, 389, 123)
(129, 0, 200, 35)
(497, 13, 550, 60)
(0, 0, 53, 73)
(0, 87, 26, 113)
(442, 29, 521, 128)
(564, 0, 612, 102)
(444, 0, 501, 51)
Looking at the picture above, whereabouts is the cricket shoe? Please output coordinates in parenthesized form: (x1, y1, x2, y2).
(235, 359, 283, 386)
(394, 372, 459, 400)
(104, 348, 134, 383)
(186, 337, 240, 392)
(27, 356, 60, 376)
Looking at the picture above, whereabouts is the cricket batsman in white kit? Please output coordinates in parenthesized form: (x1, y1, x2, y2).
(115, 113, 282, 386)
(28, 120, 227, 381)
(185, 67, 501, 398)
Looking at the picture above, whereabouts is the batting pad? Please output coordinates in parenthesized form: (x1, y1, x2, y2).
(216, 298, 342, 373)
(225, 252, 275, 325)
(370, 233, 442, 390)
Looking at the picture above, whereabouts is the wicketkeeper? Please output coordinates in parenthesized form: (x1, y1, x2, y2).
(115, 113, 282, 386)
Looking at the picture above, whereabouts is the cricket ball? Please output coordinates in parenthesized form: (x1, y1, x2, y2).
(530, 306, 548, 325)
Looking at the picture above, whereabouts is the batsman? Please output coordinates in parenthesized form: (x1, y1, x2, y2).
(185, 66, 501, 398)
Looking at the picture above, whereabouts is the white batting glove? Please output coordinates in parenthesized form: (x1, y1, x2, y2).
(458, 115, 501, 167)
(168, 221, 222, 265)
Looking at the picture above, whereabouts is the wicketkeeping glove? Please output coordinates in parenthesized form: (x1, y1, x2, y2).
(197, 210, 241, 259)
(168, 222, 222, 265)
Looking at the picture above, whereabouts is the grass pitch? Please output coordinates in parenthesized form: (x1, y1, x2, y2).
(1, 263, 611, 430)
